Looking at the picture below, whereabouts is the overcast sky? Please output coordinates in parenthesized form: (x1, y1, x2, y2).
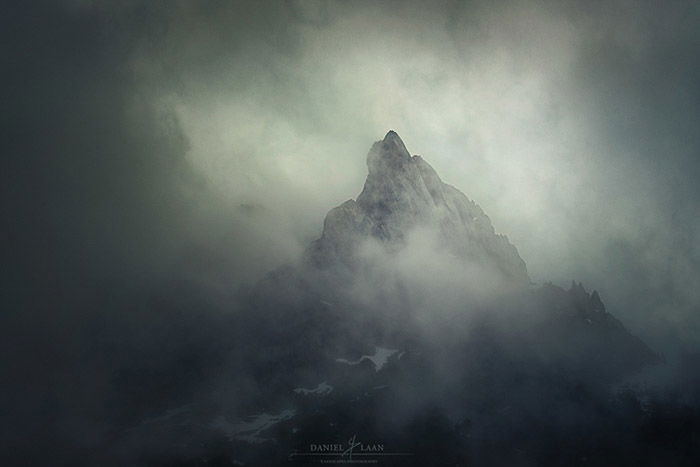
(4, 0, 700, 367)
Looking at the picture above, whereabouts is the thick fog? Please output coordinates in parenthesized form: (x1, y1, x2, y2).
(3, 0, 700, 465)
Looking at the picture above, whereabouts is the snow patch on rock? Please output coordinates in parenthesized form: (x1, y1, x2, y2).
(294, 382, 333, 396)
(212, 409, 296, 444)
(336, 346, 399, 372)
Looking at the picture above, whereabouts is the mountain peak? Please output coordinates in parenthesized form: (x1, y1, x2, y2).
(367, 130, 411, 174)
(309, 131, 530, 284)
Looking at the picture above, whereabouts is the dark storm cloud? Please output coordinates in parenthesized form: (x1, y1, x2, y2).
(560, 0, 700, 350)
(2, 0, 700, 464)
(1, 2, 229, 463)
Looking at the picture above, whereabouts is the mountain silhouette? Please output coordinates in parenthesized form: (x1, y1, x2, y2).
(212, 132, 662, 463)
(127, 131, 666, 466)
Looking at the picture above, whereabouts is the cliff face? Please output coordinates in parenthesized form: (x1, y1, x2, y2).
(308, 131, 529, 285)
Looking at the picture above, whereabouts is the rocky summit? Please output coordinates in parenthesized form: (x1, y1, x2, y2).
(308, 131, 529, 284)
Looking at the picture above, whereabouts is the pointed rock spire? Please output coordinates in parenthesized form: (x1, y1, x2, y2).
(308, 130, 530, 284)
(366, 130, 411, 175)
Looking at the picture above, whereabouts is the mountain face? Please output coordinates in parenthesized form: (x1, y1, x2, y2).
(307, 131, 529, 285)
(250, 131, 657, 372)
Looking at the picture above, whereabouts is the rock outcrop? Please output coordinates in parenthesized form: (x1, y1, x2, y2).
(307, 131, 529, 284)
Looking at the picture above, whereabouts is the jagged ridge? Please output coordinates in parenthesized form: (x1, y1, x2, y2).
(308, 131, 529, 284)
